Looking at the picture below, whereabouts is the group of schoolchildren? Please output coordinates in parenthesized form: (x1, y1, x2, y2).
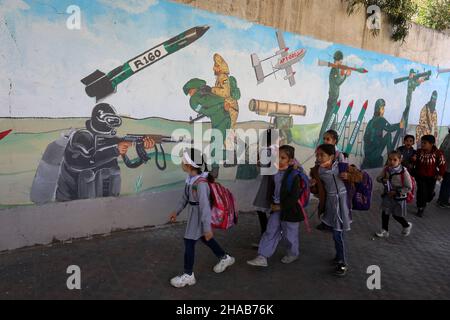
(167, 128, 448, 288)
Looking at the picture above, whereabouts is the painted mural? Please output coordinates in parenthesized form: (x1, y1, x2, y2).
(0, 0, 449, 208)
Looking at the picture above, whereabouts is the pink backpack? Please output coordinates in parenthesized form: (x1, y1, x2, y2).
(401, 171, 416, 204)
(193, 178, 238, 230)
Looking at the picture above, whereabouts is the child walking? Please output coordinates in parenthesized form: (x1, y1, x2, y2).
(247, 145, 304, 267)
(169, 148, 235, 288)
(375, 151, 413, 238)
(316, 130, 347, 232)
(310, 144, 362, 276)
(397, 135, 417, 173)
(413, 135, 447, 217)
(323, 129, 346, 163)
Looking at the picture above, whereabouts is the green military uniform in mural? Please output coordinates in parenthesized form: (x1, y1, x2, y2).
(362, 99, 402, 169)
(183, 78, 231, 170)
(184, 78, 231, 143)
(319, 51, 350, 141)
(273, 115, 293, 145)
(392, 69, 430, 147)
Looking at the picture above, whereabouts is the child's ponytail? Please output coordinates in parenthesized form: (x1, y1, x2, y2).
(203, 162, 215, 183)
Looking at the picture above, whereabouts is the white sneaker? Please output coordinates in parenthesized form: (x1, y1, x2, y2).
(375, 230, 390, 238)
(213, 254, 235, 273)
(402, 223, 412, 236)
(281, 255, 299, 264)
(247, 255, 268, 267)
(170, 273, 196, 288)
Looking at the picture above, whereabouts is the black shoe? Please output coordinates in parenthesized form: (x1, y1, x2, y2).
(334, 263, 348, 277)
(437, 201, 450, 209)
(330, 257, 341, 266)
(316, 222, 332, 232)
(417, 207, 425, 217)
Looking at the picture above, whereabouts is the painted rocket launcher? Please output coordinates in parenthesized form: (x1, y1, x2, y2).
(81, 26, 210, 101)
(394, 70, 431, 84)
(318, 59, 368, 74)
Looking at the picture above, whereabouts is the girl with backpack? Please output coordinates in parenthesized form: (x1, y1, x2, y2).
(375, 151, 413, 238)
(247, 145, 306, 267)
(310, 144, 362, 277)
(168, 148, 235, 288)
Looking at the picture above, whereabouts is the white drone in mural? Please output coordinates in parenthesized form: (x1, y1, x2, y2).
(251, 30, 306, 87)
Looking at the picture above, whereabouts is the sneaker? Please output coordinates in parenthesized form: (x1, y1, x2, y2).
(213, 254, 235, 273)
(402, 222, 412, 236)
(170, 273, 196, 288)
(334, 263, 348, 277)
(375, 230, 390, 238)
(247, 255, 268, 267)
(437, 201, 450, 209)
(417, 207, 425, 217)
(281, 255, 299, 264)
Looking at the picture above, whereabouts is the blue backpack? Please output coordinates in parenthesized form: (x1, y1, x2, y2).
(286, 166, 311, 208)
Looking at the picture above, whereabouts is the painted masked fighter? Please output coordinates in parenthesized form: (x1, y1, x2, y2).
(56, 103, 154, 201)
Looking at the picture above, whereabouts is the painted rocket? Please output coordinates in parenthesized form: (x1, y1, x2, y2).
(345, 100, 368, 154)
(81, 25, 210, 101)
(336, 100, 354, 139)
(0, 129, 12, 141)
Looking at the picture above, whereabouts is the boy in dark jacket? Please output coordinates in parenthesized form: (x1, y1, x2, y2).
(397, 135, 417, 173)
(413, 135, 447, 217)
(247, 145, 305, 267)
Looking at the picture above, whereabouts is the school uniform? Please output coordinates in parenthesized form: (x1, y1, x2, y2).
(397, 146, 416, 173)
(257, 166, 303, 258)
(377, 165, 412, 230)
(175, 173, 226, 275)
(310, 161, 362, 265)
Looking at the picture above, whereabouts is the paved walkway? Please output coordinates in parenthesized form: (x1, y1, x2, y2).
(1, 198, 449, 300)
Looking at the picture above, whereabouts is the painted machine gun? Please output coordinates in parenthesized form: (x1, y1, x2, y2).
(98, 134, 189, 171)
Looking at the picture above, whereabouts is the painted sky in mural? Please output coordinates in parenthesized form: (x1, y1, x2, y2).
(0, 0, 449, 128)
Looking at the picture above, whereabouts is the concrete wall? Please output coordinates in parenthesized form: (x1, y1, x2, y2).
(1, 0, 448, 251)
(174, 0, 450, 66)
(0, 179, 259, 252)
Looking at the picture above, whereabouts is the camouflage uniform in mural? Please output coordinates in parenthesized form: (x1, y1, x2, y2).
(319, 50, 350, 141)
(362, 99, 402, 169)
(184, 78, 231, 176)
(211, 53, 240, 130)
(416, 91, 438, 143)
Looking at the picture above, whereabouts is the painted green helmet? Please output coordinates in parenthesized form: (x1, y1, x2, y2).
(183, 78, 207, 95)
(374, 99, 386, 115)
(333, 50, 344, 61)
(431, 90, 438, 100)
